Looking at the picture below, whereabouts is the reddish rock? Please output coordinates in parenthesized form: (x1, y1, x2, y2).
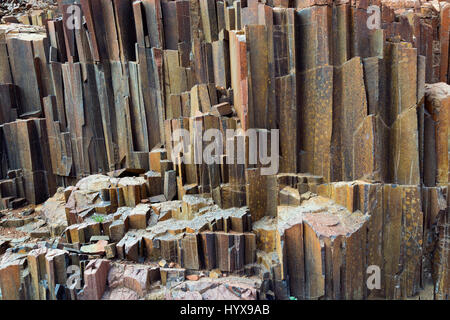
(107, 263, 125, 289)
(80, 240, 108, 255)
(186, 274, 199, 281)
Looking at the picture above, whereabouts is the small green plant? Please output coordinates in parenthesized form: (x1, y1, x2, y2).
(91, 215, 105, 223)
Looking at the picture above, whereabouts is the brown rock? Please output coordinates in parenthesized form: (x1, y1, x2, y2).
(0, 261, 22, 300)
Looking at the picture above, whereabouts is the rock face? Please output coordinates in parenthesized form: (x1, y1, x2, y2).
(424, 83, 450, 187)
(0, 1, 57, 22)
(0, 0, 449, 301)
(0, 260, 22, 300)
(166, 277, 260, 300)
(270, 195, 369, 299)
(78, 259, 110, 300)
(0, 174, 448, 300)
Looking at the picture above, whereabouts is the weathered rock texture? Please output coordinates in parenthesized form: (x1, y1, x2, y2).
(0, 0, 448, 301)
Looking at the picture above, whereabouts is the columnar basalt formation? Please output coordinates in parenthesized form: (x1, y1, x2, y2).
(0, 0, 448, 300)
